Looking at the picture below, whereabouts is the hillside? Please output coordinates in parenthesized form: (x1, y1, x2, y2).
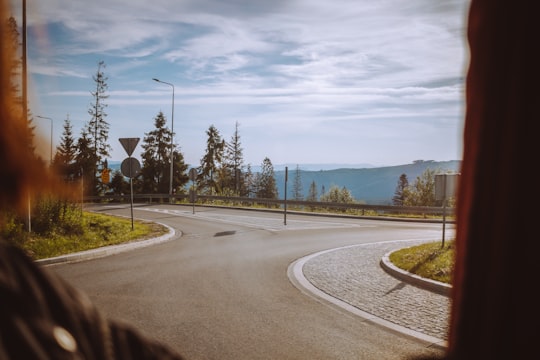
(109, 159, 461, 205)
(274, 160, 461, 205)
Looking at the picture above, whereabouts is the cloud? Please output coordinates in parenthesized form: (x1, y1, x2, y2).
(19, 0, 470, 166)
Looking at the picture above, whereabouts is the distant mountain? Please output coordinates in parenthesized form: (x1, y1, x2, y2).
(259, 163, 376, 172)
(274, 160, 462, 205)
(108, 160, 122, 171)
(109, 161, 377, 173)
(108, 159, 461, 205)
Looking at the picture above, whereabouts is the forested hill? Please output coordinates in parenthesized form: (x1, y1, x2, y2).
(274, 160, 461, 205)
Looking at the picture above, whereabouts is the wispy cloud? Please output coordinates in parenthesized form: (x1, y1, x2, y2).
(16, 0, 470, 166)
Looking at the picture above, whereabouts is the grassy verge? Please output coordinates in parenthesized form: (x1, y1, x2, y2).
(22, 212, 168, 260)
(389, 240, 455, 284)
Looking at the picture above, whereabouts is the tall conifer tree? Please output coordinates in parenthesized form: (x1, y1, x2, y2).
(85, 61, 110, 194)
(199, 124, 224, 194)
(256, 157, 278, 200)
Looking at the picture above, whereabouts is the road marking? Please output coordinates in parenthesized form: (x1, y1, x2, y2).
(137, 207, 373, 231)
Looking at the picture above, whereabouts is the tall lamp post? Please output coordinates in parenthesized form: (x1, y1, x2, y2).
(36, 116, 53, 164)
(152, 78, 175, 199)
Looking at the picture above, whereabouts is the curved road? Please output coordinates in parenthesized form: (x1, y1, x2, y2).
(49, 204, 449, 359)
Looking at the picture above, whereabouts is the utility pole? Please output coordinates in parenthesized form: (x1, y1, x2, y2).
(152, 78, 175, 201)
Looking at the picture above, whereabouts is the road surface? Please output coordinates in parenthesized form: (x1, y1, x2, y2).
(49, 204, 449, 359)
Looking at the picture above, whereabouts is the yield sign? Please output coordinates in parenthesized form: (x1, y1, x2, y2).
(119, 137, 140, 157)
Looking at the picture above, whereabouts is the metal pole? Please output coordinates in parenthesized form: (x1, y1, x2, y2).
(125, 156, 134, 230)
(441, 174, 447, 248)
(284, 166, 288, 225)
(152, 78, 175, 202)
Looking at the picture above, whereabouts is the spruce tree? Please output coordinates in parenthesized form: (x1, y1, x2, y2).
(75, 129, 97, 196)
(109, 170, 129, 195)
(243, 164, 255, 197)
(307, 180, 318, 202)
(291, 164, 304, 201)
(222, 121, 244, 195)
(256, 157, 278, 200)
(85, 61, 111, 194)
(140, 111, 188, 194)
(392, 173, 409, 206)
(198, 125, 224, 194)
(140, 111, 171, 193)
(53, 116, 78, 181)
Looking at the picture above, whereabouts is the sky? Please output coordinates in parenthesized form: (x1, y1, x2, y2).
(11, 0, 471, 169)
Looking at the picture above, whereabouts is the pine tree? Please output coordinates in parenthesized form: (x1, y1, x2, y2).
(53, 116, 78, 181)
(305, 180, 318, 211)
(256, 157, 278, 200)
(140, 111, 188, 194)
(198, 124, 224, 194)
(140, 111, 171, 193)
(75, 129, 97, 196)
(170, 148, 189, 195)
(243, 164, 255, 197)
(307, 180, 318, 202)
(222, 121, 244, 195)
(392, 173, 409, 206)
(291, 164, 304, 201)
(109, 170, 129, 195)
(85, 61, 111, 194)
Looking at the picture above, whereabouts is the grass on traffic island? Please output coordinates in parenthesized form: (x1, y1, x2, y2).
(389, 240, 455, 284)
(23, 212, 169, 260)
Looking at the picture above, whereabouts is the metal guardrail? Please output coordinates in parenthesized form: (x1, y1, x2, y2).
(84, 194, 455, 217)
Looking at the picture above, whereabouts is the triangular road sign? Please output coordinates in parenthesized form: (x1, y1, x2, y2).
(119, 137, 140, 157)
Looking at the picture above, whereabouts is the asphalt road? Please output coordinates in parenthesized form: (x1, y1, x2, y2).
(49, 204, 448, 359)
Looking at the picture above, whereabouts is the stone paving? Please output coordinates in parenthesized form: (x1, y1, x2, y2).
(301, 240, 451, 341)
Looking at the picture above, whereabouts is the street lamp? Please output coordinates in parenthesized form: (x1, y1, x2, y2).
(36, 115, 53, 164)
(152, 78, 175, 198)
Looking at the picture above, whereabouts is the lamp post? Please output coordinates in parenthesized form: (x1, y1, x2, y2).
(152, 78, 175, 198)
(36, 116, 53, 164)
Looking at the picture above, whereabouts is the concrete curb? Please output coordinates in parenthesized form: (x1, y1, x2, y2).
(36, 222, 177, 266)
(380, 250, 452, 297)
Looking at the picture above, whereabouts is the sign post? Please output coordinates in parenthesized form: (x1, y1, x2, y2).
(119, 138, 140, 230)
(284, 166, 288, 225)
(435, 173, 460, 247)
(189, 168, 197, 214)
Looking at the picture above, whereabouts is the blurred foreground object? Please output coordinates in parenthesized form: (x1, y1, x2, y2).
(446, 0, 537, 358)
(0, 1, 185, 358)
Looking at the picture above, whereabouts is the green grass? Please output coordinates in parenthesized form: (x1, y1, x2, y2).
(22, 212, 168, 260)
(389, 240, 455, 284)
